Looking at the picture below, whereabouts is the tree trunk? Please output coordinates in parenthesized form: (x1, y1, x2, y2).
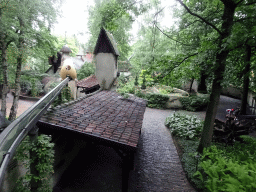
(198, 69, 207, 93)
(8, 54, 22, 121)
(240, 44, 251, 115)
(1, 41, 8, 118)
(189, 78, 194, 93)
(9, 18, 24, 121)
(198, 2, 236, 153)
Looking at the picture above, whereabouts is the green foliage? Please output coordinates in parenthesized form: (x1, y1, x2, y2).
(155, 84, 174, 94)
(15, 134, 54, 192)
(179, 94, 210, 111)
(165, 113, 203, 140)
(179, 138, 204, 190)
(139, 70, 154, 87)
(117, 76, 135, 94)
(62, 86, 73, 103)
(52, 86, 73, 107)
(194, 136, 256, 192)
(54, 35, 79, 57)
(141, 75, 146, 90)
(20, 80, 32, 95)
(20, 74, 44, 97)
(134, 76, 139, 86)
(87, 0, 140, 60)
(144, 93, 169, 109)
(77, 62, 95, 80)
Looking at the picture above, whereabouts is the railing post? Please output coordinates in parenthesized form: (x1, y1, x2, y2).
(28, 126, 40, 192)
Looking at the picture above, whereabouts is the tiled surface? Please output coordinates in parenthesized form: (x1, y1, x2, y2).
(77, 75, 99, 89)
(39, 91, 147, 148)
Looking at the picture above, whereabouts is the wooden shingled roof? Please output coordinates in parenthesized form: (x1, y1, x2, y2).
(94, 28, 120, 56)
(38, 91, 147, 149)
(77, 75, 99, 89)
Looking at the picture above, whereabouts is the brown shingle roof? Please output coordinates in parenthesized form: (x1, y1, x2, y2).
(60, 45, 72, 53)
(38, 91, 147, 148)
(77, 75, 100, 89)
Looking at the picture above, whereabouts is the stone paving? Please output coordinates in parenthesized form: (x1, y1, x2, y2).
(0, 93, 36, 118)
(135, 108, 196, 192)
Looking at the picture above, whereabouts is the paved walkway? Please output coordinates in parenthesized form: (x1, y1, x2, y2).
(135, 108, 196, 192)
(0, 93, 36, 118)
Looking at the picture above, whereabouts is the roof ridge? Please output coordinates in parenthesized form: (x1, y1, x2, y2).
(47, 87, 104, 112)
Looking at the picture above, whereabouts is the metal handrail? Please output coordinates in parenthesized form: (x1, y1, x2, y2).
(0, 77, 70, 186)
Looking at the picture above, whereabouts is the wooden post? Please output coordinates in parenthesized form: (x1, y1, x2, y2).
(122, 152, 135, 192)
(28, 126, 41, 192)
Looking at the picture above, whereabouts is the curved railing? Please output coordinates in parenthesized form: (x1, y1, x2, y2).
(0, 77, 70, 186)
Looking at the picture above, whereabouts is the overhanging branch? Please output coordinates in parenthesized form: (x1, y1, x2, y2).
(176, 0, 222, 35)
(154, 24, 194, 47)
(164, 52, 199, 77)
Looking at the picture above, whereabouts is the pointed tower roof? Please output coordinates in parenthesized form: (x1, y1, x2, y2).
(93, 28, 120, 56)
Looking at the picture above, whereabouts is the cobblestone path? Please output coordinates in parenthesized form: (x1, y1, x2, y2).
(135, 108, 196, 192)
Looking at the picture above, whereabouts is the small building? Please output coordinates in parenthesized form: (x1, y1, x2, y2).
(77, 75, 100, 96)
(94, 28, 120, 90)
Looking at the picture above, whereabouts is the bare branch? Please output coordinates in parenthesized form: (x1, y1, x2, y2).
(164, 52, 199, 77)
(154, 24, 194, 47)
(176, 52, 199, 65)
(154, 6, 165, 17)
(176, 0, 222, 35)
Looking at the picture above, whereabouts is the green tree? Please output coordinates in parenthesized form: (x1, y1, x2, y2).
(77, 61, 95, 80)
(0, 0, 62, 120)
(87, 0, 147, 61)
(54, 35, 79, 57)
(175, 0, 256, 153)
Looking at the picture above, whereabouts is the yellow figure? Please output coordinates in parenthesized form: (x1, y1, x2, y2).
(60, 59, 77, 80)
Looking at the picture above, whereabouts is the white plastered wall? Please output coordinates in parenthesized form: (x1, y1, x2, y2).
(95, 53, 117, 90)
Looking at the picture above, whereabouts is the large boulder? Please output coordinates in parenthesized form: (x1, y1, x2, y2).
(152, 86, 189, 109)
(165, 93, 188, 109)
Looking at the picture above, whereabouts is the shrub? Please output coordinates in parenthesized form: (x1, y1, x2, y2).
(165, 113, 203, 139)
(144, 93, 169, 109)
(117, 74, 130, 87)
(157, 86, 174, 94)
(52, 86, 73, 107)
(20, 78, 43, 97)
(20, 80, 32, 94)
(179, 94, 210, 111)
(15, 134, 54, 192)
(139, 70, 154, 87)
(141, 75, 146, 89)
(117, 76, 135, 94)
(194, 136, 256, 192)
(30, 78, 44, 97)
(179, 138, 204, 190)
(134, 75, 139, 86)
(77, 62, 95, 80)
